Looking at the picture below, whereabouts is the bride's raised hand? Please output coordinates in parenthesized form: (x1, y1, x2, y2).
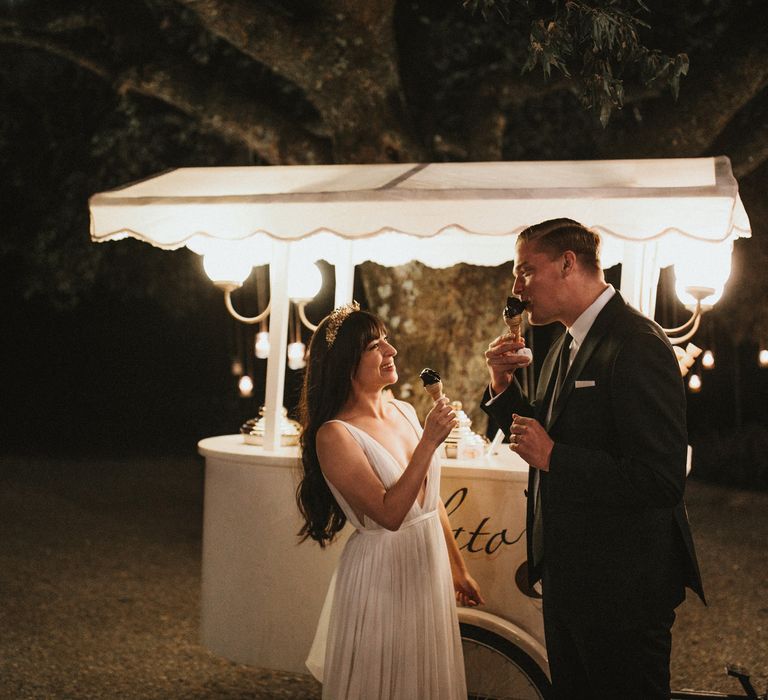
(422, 397, 457, 448)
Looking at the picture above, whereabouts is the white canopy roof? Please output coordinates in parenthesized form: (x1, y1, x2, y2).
(90, 157, 750, 270)
(89, 157, 751, 451)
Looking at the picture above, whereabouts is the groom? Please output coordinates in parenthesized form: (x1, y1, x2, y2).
(481, 218, 705, 699)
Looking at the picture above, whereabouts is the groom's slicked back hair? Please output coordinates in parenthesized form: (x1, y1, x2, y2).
(517, 218, 602, 273)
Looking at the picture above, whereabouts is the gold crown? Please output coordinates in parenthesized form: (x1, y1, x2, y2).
(325, 301, 360, 347)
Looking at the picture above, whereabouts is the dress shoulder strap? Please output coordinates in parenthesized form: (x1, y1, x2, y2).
(389, 400, 422, 435)
(322, 419, 369, 446)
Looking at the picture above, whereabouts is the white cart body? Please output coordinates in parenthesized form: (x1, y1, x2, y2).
(198, 436, 546, 677)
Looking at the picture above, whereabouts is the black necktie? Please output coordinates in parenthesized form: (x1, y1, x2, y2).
(552, 331, 573, 404)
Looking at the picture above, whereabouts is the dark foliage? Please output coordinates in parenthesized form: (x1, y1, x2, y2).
(463, 0, 690, 124)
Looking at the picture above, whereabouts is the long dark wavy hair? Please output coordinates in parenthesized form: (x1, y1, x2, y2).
(296, 308, 387, 547)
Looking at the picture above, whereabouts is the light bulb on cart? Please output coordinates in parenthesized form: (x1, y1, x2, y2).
(254, 331, 270, 359)
(203, 247, 253, 289)
(288, 261, 323, 301)
(672, 239, 733, 309)
(287, 342, 306, 370)
(238, 375, 254, 397)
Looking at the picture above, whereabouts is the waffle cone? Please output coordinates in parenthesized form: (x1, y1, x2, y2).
(425, 382, 443, 402)
(504, 315, 523, 340)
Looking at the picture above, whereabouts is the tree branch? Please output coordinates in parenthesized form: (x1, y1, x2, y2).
(729, 116, 768, 180)
(174, 0, 427, 161)
(462, 67, 572, 160)
(173, 1, 368, 106)
(0, 32, 109, 79)
(0, 22, 330, 164)
(597, 4, 768, 158)
(115, 58, 331, 164)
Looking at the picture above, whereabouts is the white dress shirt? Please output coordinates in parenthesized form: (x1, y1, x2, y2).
(565, 284, 616, 368)
(543, 284, 615, 422)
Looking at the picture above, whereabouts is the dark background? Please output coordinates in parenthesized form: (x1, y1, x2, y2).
(0, 0, 766, 486)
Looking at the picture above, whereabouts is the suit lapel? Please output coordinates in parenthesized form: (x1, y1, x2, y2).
(535, 335, 563, 422)
(547, 293, 625, 430)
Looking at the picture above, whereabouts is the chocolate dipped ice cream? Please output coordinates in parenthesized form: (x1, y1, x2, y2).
(419, 367, 443, 402)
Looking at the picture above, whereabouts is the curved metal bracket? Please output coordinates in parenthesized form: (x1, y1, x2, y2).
(223, 288, 271, 325)
(664, 308, 703, 346)
(297, 301, 319, 331)
(661, 304, 700, 336)
(662, 299, 704, 346)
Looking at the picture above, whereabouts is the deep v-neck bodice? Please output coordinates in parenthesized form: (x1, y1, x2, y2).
(347, 401, 421, 471)
(325, 401, 438, 527)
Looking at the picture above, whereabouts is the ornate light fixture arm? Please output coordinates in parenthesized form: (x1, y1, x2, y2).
(297, 301, 318, 331)
(661, 286, 713, 347)
(662, 308, 702, 346)
(223, 287, 272, 325)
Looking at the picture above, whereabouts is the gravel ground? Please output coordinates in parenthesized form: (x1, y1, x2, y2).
(0, 451, 765, 700)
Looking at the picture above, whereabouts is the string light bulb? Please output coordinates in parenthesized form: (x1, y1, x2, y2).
(701, 349, 715, 370)
(287, 341, 307, 370)
(759, 348, 768, 368)
(254, 331, 270, 359)
(238, 375, 254, 397)
(688, 373, 702, 393)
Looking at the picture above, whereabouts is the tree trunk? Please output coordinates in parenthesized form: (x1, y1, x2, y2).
(360, 259, 516, 431)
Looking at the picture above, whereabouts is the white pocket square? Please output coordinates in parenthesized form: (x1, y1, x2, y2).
(575, 380, 596, 388)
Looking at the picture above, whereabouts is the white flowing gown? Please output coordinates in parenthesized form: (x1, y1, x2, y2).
(306, 401, 466, 700)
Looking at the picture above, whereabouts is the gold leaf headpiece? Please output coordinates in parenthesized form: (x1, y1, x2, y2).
(325, 301, 360, 347)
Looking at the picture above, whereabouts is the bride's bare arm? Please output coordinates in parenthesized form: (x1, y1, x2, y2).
(438, 501, 485, 606)
(317, 399, 456, 531)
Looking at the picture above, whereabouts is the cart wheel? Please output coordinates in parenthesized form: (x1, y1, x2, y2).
(460, 622, 551, 700)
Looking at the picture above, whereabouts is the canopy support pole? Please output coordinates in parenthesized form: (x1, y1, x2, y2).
(263, 244, 290, 451)
(334, 242, 355, 306)
(619, 241, 660, 317)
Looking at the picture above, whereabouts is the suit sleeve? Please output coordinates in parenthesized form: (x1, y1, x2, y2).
(480, 378, 536, 439)
(548, 330, 687, 508)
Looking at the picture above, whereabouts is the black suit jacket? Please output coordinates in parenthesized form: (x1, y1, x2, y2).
(482, 293, 705, 625)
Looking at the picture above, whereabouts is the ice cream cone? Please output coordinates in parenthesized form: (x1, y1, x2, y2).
(419, 367, 443, 403)
(503, 296, 528, 341)
(504, 315, 523, 340)
(425, 381, 444, 402)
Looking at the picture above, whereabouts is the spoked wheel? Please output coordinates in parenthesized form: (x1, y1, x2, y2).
(461, 623, 551, 700)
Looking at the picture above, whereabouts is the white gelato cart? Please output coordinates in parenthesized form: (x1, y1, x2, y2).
(89, 157, 750, 698)
(197, 435, 549, 698)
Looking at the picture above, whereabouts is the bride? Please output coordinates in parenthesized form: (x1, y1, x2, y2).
(296, 303, 483, 700)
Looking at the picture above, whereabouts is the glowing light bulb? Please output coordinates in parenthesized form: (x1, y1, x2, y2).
(672, 239, 733, 309)
(759, 349, 768, 368)
(701, 350, 715, 370)
(288, 261, 323, 301)
(238, 375, 254, 397)
(688, 374, 702, 393)
(287, 341, 307, 370)
(231, 359, 243, 376)
(203, 247, 253, 287)
(254, 331, 270, 359)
